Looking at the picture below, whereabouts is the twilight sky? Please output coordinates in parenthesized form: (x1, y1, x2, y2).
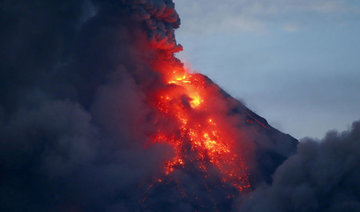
(174, 0, 360, 139)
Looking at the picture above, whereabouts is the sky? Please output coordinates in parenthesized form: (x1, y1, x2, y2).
(174, 0, 360, 139)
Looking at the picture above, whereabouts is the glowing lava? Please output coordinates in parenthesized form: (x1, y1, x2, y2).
(149, 65, 251, 191)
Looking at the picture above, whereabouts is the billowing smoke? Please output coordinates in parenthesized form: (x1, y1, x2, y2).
(236, 120, 360, 212)
(0, 0, 179, 211)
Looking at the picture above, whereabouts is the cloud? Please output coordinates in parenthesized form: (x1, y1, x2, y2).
(0, 99, 171, 211)
(236, 120, 360, 212)
(0, 0, 177, 210)
(175, 0, 360, 34)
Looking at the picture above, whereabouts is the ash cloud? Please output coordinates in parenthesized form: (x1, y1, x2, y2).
(0, 0, 177, 211)
(0, 100, 171, 211)
(236, 120, 360, 212)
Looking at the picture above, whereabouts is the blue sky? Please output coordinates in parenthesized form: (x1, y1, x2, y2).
(174, 0, 360, 139)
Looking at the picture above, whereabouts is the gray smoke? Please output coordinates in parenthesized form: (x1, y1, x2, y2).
(0, 0, 179, 211)
(236, 120, 360, 212)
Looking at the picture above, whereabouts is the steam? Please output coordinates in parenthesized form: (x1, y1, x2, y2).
(236, 120, 360, 212)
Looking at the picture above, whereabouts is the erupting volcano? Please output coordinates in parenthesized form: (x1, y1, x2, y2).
(3, 0, 358, 211)
(0, 0, 301, 211)
(127, 1, 298, 207)
(139, 51, 297, 209)
(149, 64, 252, 191)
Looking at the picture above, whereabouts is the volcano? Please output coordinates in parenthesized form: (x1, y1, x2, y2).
(141, 60, 298, 211)
(121, 1, 299, 210)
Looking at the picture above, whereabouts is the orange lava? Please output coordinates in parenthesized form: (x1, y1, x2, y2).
(149, 64, 251, 191)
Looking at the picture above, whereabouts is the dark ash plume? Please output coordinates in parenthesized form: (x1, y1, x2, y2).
(0, 0, 178, 211)
(237, 120, 360, 212)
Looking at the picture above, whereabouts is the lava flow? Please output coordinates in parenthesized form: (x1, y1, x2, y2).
(148, 62, 251, 192)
